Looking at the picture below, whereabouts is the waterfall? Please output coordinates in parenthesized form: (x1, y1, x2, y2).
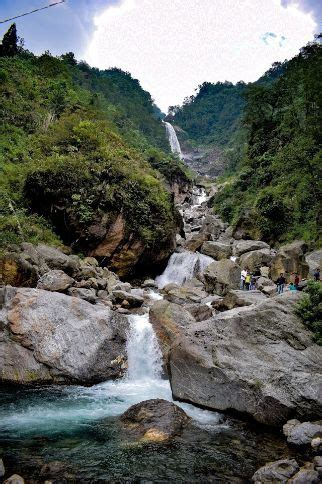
(156, 250, 214, 288)
(164, 121, 183, 158)
(127, 313, 163, 381)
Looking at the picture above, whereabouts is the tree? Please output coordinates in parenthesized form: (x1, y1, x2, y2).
(0, 23, 18, 57)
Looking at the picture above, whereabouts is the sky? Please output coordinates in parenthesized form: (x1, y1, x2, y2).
(0, 0, 320, 111)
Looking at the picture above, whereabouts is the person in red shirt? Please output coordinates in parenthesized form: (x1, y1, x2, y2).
(294, 273, 300, 289)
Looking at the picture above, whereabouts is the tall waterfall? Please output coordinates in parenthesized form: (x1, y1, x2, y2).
(164, 121, 183, 158)
(156, 250, 214, 288)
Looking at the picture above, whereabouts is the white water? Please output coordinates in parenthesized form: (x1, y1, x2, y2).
(156, 250, 214, 288)
(164, 121, 183, 158)
(1, 313, 221, 436)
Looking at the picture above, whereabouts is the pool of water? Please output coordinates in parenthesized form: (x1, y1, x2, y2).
(0, 384, 304, 483)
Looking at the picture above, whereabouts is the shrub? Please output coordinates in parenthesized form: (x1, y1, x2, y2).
(295, 281, 322, 345)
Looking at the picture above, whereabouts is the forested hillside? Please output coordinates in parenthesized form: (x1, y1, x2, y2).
(214, 39, 321, 245)
(0, 24, 190, 272)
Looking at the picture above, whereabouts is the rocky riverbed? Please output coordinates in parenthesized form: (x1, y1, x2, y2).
(0, 184, 321, 482)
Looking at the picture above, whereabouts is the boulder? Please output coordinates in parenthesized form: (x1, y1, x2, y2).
(112, 290, 144, 307)
(271, 241, 309, 282)
(168, 293, 322, 426)
(233, 240, 270, 257)
(0, 253, 38, 287)
(0, 286, 128, 384)
(200, 215, 226, 239)
(184, 232, 210, 252)
(120, 399, 190, 442)
(162, 284, 208, 305)
(283, 419, 322, 445)
(142, 279, 158, 289)
(252, 459, 299, 483)
(201, 241, 232, 260)
(239, 249, 273, 273)
(306, 249, 322, 277)
(256, 276, 275, 290)
(150, 300, 195, 365)
(288, 463, 320, 483)
(37, 270, 74, 292)
(204, 259, 241, 295)
(67, 287, 97, 304)
(220, 289, 267, 310)
(185, 303, 213, 321)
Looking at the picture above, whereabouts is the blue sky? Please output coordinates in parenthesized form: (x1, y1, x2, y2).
(0, 0, 320, 110)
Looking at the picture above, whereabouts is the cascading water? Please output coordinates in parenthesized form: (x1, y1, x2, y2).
(156, 250, 214, 288)
(164, 121, 183, 158)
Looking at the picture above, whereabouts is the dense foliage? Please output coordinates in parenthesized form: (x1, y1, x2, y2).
(296, 281, 322, 345)
(0, 25, 191, 252)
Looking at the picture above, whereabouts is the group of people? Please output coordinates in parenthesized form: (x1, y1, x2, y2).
(240, 268, 259, 291)
(240, 267, 321, 294)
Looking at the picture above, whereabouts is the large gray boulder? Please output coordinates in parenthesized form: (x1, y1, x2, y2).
(239, 249, 273, 272)
(271, 241, 309, 282)
(201, 241, 232, 260)
(233, 240, 270, 257)
(220, 289, 268, 310)
(0, 286, 128, 384)
(37, 270, 74, 292)
(306, 249, 322, 277)
(204, 259, 240, 295)
(283, 419, 322, 445)
(165, 293, 322, 426)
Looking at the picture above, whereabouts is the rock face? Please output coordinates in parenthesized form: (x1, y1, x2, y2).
(220, 289, 267, 310)
(271, 241, 309, 282)
(120, 399, 190, 441)
(306, 249, 322, 277)
(283, 419, 322, 445)
(165, 293, 322, 426)
(0, 286, 128, 384)
(204, 259, 240, 295)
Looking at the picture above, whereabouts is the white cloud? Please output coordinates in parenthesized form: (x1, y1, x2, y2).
(85, 0, 316, 112)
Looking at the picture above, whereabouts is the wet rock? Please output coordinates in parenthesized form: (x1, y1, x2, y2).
(0, 286, 128, 384)
(239, 249, 273, 273)
(0, 458, 5, 477)
(271, 241, 309, 282)
(201, 241, 232, 260)
(142, 279, 158, 289)
(169, 292, 322, 426)
(112, 290, 144, 307)
(221, 289, 267, 310)
(204, 259, 240, 295)
(120, 399, 190, 441)
(112, 282, 132, 292)
(185, 303, 213, 321)
(233, 240, 270, 257)
(252, 458, 299, 483)
(3, 475, 25, 484)
(37, 270, 74, 292)
(150, 300, 195, 365)
(283, 419, 322, 445)
(67, 287, 97, 303)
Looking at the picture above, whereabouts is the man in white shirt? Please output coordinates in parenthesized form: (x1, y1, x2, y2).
(240, 269, 247, 290)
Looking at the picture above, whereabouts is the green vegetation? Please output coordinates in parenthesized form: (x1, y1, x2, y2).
(296, 281, 322, 345)
(213, 39, 321, 244)
(0, 25, 191, 252)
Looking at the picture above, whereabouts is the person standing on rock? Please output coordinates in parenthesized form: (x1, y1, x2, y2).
(294, 273, 300, 289)
(276, 273, 286, 294)
(314, 268, 320, 282)
(240, 268, 247, 290)
(245, 273, 251, 291)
